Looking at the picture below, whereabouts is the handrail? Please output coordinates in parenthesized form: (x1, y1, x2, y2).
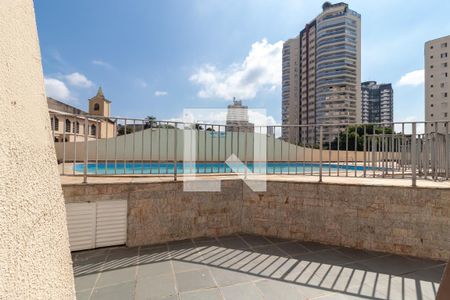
(48, 112, 450, 186)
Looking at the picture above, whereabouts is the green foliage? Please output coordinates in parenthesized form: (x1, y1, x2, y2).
(328, 125, 394, 151)
(144, 115, 157, 129)
(117, 125, 133, 136)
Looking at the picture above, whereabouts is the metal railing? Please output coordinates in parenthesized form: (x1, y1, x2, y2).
(50, 112, 450, 186)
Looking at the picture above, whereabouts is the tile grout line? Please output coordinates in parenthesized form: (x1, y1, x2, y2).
(207, 266, 226, 300)
(87, 248, 111, 300)
(133, 246, 140, 300)
(168, 242, 181, 299)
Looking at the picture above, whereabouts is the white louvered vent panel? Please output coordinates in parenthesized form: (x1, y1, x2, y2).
(65, 202, 96, 251)
(95, 200, 127, 248)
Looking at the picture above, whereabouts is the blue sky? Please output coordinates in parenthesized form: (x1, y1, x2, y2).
(35, 0, 450, 124)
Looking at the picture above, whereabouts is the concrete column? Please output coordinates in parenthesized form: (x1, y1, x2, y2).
(0, 0, 75, 298)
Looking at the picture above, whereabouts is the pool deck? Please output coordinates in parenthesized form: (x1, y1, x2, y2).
(60, 173, 450, 189)
(73, 234, 445, 300)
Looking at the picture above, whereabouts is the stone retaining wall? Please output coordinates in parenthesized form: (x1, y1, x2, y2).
(242, 182, 450, 260)
(62, 180, 450, 260)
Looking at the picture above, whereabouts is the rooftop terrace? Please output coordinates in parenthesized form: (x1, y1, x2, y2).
(73, 234, 445, 300)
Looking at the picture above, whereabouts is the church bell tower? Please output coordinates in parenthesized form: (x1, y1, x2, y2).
(88, 87, 111, 117)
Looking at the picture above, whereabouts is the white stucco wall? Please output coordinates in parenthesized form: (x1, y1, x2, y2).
(0, 1, 75, 298)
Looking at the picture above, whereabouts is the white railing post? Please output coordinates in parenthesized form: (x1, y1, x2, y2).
(174, 124, 178, 181)
(83, 116, 89, 184)
(411, 122, 417, 187)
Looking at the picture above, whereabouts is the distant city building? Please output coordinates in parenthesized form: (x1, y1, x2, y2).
(282, 1, 361, 144)
(226, 98, 254, 133)
(361, 81, 393, 124)
(425, 35, 450, 133)
(47, 87, 116, 142)
(281, 37, 300, 143)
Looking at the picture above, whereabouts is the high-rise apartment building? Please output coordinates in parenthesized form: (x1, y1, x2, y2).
(281, 37, 300, 143)
(361, 81, 393, 124)
(281, 1, 361, 144)
(226, 98, 254, 133)
(425, 35, 450, 133)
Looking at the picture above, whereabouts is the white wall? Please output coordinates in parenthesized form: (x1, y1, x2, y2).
(0, 1, 75, 298)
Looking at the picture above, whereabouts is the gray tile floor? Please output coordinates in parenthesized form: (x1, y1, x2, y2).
(73, 234, 446, 300)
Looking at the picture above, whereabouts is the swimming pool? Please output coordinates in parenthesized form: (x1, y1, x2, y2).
(74, 162, 374, 175)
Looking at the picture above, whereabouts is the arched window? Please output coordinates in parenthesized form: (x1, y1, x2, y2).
(94, 103, 100, 111)
(65, 119, 71, 133)
(90, 124, 97, 136)
(74, 121, 80, 134)
(53, 117, 59, 131)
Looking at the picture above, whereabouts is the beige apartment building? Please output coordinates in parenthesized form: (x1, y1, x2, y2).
(425, 35, 450, 133)
(226, 98, 255, 133)
(48, 87, 116, 142)
(282, 1, 361, 145)
(281, 37, 300, 143)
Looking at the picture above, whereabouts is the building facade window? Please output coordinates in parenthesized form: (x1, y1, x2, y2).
(74, 121, 80, 134)
(94, 103, 100, 111)
(65, 119, 71, 133)
(91, 124, 96, 136)
(51, 116, 59, 131)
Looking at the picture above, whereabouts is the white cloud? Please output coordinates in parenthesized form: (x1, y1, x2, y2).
(65, 72, 93, 88)
(44, 77, 70, 100)
(248, 110, 277, 126)
(154, 90, 168, 97)
(397, 69, 424, 86)
(92, 59, 113, 69)
(189, 38, 283, 100)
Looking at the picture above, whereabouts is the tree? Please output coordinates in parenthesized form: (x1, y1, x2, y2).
(158, 124, 175, 129)
(144, 115, 157, 129)
(328, 125, 394, 151)
(117, 124, 133, 136)
(193, 123, 203, 130)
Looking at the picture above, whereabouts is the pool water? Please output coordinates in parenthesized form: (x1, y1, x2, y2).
(74, 162, 373, 175)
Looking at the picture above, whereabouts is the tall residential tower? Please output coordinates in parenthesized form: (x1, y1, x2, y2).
(361, 81, 394, 124)
(425, 35, 450, 133)
(281, 1, 361, 144)
(281, 37, 300, 143)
